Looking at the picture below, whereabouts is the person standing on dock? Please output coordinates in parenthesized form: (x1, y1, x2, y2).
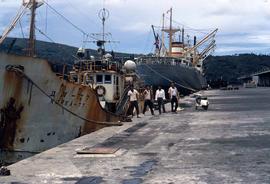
(143, 85, 155, 115)
(168, 82, 179, 112)
(128, 85, 141, 118)
(155, 86, 166, 114)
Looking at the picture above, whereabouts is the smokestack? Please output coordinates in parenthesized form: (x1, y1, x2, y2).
(193, 36, 197, 46)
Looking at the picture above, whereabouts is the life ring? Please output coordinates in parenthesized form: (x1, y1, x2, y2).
(95, 85, 106, 96)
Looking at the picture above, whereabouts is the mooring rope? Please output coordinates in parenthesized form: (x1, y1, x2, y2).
(141, 63, 197, 92)
(6, 65, 122, 126)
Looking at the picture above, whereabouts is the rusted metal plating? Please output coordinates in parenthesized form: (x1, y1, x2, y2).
(0, 54, 125, 164)
(0, 98, 24, 150)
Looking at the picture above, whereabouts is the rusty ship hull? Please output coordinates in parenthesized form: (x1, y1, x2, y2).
(0, 53, 121, 164)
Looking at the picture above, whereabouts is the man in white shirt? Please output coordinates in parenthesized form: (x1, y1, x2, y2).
(168, 82, 179, 112)
(127, 85, 141, 118)
(142, 85, 154, 115)
(155, 86, 166, 114)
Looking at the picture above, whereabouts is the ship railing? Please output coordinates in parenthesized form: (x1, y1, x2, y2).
(136, 57, 194, 68)
(73, 59, 121, 73)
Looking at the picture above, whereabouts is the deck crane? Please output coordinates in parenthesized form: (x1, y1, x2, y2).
(0, 3, 30, 45)
(0, 0, 44, 56)
(199, 40, 216, 61)
(151, 25, 160, 56)
(183, 28, 218, 66)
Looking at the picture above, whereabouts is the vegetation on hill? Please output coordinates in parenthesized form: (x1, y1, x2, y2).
(1, 38, 270, 86)
(204, 54, 270, 84)
(0, 37, 134, 73)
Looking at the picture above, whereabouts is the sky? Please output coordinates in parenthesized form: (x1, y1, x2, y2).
(1, 0, 270, 55)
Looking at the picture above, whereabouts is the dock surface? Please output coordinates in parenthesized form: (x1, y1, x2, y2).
(2, 88, 270, 184)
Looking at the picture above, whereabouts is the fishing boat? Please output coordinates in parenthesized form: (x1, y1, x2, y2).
(0, 0, 134, 164)
(136, 8, 218, 95)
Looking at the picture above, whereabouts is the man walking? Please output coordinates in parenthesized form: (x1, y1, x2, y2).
(127, 85, 141, 118)
(168, 82, 179, 112)
(155, 86, 166, 114)
(143, 85, 154, 115)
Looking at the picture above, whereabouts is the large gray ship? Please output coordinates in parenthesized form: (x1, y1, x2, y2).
(136, 8, 218, 95)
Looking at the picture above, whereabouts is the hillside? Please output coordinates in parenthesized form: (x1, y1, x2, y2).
(0, 37, 78, 65)
(1, 38, 270, 86)
(0, 37, 135, 73)
(204, 54, 270, 84)
(0, 37, 134, 63)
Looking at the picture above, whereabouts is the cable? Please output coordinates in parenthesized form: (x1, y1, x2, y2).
(142, 63, 197, 92)
(64, 0, 99, 28)
(41, 0, 97, 40)
(35, 26, 54, 43)
(0, 4, 29, 44)
(6, 65, 123, 126)
(45, 0, 48, 33)
(35, 26, 85, 66)
(163, 15, 213, 35)
(19, 19, 25, 39)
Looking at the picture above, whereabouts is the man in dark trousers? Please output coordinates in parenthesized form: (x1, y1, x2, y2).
(127, 85, 141, 118)
(142, 85, 154, 115)
(155, 86, 166, 114)
(168, 82, 179, 112)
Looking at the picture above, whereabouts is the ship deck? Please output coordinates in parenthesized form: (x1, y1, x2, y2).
(2, 88, 270, 183)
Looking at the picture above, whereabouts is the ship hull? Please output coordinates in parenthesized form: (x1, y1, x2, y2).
(136, 64, 207, 95)
(0, 53, 121, 164)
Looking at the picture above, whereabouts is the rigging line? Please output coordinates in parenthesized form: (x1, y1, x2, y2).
(45, 0, 48, 33)
(108, 33, 118, 51)
(64, 0, 99, 27)
(35, 26, 80, 66)
(6, 66, 122, 126)
(0, 4, 29, 44)
(163, 16, 211, 34)
(41, 0, 97, 40)
(110, 34, 120, 51)
(153, 24, 208, 35)
(142, 63, 197, 92)
(19, 19, 25, 39)
(35, 26, 54, 43)
(108, 37, 113, 51)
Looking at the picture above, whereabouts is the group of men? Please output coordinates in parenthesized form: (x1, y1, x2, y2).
(127, 82, 179, 118)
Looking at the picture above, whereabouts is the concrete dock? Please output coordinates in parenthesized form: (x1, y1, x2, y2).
(1, 88, 270, 184)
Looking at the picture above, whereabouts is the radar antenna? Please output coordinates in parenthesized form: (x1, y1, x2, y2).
(99, 8, 109, 49)
(85, 8, 119, 56)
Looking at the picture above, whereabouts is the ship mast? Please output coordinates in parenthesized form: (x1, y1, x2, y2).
(28, 0, 37, 57)
(96, 8, 110, 55)
(160, 13, 165, 57)
(169, 8, 173, 56)
(162, 8, 180, 57)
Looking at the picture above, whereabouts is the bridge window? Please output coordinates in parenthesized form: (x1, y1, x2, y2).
(105, 74, 112, 84)
(96, 75, 103, 84)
